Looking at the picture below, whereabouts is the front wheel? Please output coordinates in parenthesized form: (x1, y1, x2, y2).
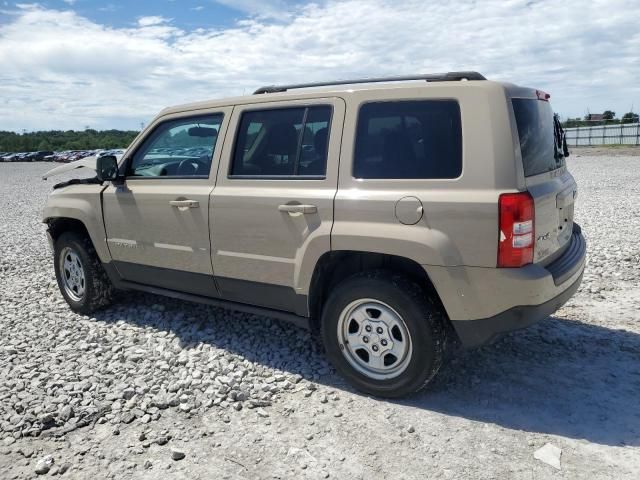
(54, 232, 114, 314)
(321, 271, 446, 398)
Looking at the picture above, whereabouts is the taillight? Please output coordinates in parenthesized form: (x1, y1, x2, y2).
(498, 192, 535, 267)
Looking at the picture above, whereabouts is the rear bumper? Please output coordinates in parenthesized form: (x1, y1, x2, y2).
(546, 224, 586, 286)
(451, 270, 583, 348)
(427, 224, 586, 348)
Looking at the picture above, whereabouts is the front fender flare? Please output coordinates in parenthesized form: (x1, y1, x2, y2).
(42, 191, 111, 262)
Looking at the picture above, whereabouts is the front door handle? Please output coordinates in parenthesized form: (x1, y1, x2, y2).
(278, 204, 318, 214)
(170, 199, 199, 208)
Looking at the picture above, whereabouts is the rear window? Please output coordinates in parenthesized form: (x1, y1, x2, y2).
(354, 100, 462, 179)
(512, 98, 563, 177)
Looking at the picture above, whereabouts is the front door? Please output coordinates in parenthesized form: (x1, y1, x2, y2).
(102, 109, 231, 296)
(211, 98, 345, 314)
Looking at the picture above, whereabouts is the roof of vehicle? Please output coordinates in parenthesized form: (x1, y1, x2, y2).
(160, 73, 515, 117)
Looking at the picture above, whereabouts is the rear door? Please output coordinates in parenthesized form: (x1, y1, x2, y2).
(510, 92, 576, 263)
(210, 98, 345, 315)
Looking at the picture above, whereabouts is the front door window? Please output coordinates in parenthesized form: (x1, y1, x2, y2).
(128, 114, 224, 178)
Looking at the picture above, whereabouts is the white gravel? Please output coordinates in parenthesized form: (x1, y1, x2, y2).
(1, 155, 639, 479)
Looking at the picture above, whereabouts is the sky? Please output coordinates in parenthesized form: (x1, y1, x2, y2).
(0, 0, 638, 132)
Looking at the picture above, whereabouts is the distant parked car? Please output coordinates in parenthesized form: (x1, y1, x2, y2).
(31, 151, 54, 161)
(97, 148, 125, 158)
(55, 151, 73, 163)
(11, 153, 24, 162)
(67, 151, 88, 162)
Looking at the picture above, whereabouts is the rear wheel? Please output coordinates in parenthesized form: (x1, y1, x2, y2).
(54, 232, 114, 314)
(321, 271, 446, 397)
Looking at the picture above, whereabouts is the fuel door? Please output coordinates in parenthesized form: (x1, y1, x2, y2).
(394, 196, 424, 225)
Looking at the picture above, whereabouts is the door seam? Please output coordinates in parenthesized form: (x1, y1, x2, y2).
(208, 105, 236, 295)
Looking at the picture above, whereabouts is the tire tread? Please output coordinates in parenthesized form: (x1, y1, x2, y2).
(54, 232, 114, 314)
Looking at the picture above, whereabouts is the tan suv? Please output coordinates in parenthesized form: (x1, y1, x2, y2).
(42, 72, 586, 397)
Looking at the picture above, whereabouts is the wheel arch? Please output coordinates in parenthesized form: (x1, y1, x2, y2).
(44, 215, 110, 263)
(46, 217, 90, 241)
(308, 251, 451, 334)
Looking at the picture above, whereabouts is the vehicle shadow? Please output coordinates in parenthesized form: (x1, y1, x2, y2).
(400, 315, 640, 447)
(93, 292, 640, 448)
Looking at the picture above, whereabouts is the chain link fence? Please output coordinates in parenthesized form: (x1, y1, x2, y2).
(565, 123, 640, 146)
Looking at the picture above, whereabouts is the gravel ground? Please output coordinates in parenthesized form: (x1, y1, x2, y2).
(571, 146, 640, 157)
(1, 156, 639, 479)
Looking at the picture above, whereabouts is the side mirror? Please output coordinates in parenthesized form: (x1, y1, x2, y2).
(96, 155, 119, 182)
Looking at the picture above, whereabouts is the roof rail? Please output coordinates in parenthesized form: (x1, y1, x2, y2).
(253, 71, 486, 94)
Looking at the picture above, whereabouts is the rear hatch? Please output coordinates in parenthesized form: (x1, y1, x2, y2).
(510, 91, 577, 264)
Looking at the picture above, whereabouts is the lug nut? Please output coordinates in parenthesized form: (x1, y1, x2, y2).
(363, 336, 369, 343)
(376, 327, 383, 334)
(365, 325, 372, 332)
(372, 345, 379, 352)
(381, 339, 388, 346)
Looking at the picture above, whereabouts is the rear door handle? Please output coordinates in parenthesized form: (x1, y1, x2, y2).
(278, 204, 318, 214)
(170, 199, 199, 208)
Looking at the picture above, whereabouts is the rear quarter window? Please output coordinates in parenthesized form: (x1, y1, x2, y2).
(354, 100, 462, 179)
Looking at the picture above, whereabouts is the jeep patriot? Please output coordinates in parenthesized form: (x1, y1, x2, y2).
(42, 72, 586, 397)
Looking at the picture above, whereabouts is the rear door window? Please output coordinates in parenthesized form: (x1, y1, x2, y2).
(512, 98, 562, 177)
(231, 106, 332, 178)
(354, 100, 462, 179)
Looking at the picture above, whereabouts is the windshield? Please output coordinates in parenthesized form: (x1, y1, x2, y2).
(512, 98, 564, 177)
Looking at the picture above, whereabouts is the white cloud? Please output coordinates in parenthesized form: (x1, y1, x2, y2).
(14, 3, 40, 10)
(137, 15, 171, 27)
(0, 0, 638, 131)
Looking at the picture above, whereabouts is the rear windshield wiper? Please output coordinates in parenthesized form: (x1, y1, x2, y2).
(553, 114, 570, 160)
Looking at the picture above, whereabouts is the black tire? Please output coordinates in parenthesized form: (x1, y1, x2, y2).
(321, 270, 446, 398)
(54, 231, 115, 314)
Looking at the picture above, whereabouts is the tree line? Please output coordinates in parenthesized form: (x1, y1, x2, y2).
(0, 129, 140, 153)
(562, 111, 639, 128)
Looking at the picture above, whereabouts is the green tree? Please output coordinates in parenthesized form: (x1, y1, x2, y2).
(602, 110, 616, 120)
(0, 129, 139, 153)
(37, 140, 52, 151)
(621, 112, 639, 124)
